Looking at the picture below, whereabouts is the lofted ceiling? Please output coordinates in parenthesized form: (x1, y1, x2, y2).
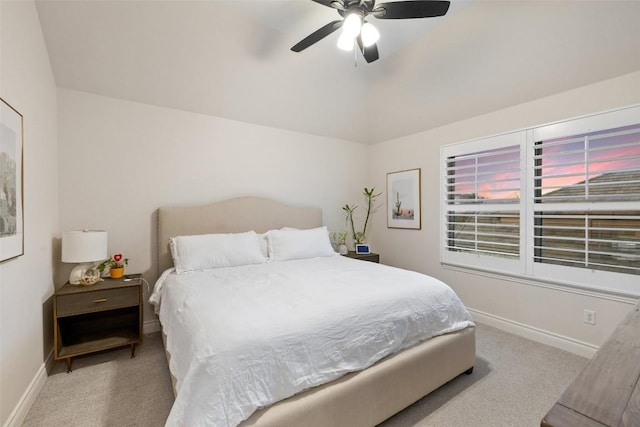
(36, 0, 640, 144)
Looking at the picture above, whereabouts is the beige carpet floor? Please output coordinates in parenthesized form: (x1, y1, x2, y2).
(22, 323, 587, 426)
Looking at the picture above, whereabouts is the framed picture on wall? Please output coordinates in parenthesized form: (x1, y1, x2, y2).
(387, 168, 421, 230)
(0, 97, 24, 262)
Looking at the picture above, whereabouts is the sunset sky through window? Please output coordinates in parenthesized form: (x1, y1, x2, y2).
(452, 124, 640, 200)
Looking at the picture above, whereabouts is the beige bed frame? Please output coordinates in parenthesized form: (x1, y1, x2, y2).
(157, 196, 475, 427)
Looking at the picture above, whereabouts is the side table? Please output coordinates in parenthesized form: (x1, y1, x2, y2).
(54, 274, 143, 372)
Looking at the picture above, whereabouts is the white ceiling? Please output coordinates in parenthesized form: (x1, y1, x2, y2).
(36, 0, 640, 144)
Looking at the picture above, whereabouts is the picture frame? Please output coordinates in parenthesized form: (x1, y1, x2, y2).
(355, 243, 371, 254)
(387, 168, 421, 230)
(0, 98, 24, 262)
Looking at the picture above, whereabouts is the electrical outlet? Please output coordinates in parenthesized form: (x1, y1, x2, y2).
(583, 309, 596, 325)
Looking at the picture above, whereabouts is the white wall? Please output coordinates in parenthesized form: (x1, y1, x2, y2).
(370, 71, 640, 356)
(57, 88, 370, 327)
(0, 1, 59, 425)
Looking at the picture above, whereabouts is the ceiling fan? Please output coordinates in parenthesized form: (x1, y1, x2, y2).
(291, 0, 451, 63)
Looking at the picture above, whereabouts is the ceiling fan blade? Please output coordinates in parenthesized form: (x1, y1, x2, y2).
(373, 0, 450, 19)
(291, 20, 344, 52)
(311, 0, 345, 10)
(357, 35, 379, 63)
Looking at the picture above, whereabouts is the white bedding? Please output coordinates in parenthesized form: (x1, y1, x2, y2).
(150, 255, 474, 427)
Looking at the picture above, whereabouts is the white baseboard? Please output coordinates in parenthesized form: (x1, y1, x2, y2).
(469, 308, 598, 359)
(143, 319, 161, 334)
(3, 361, 48, 427)
(44, 348, 55, 375)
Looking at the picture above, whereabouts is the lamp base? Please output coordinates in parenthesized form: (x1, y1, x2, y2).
(69, 263, 101, 285)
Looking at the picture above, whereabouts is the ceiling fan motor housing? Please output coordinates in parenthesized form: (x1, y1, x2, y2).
(339, 0, 376, 18)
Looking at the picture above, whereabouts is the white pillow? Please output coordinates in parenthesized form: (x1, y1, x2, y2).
(267, 226, 336, 261)
(170, 231, 266, 273)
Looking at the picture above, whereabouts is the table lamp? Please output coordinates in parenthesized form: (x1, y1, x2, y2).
(62, 230, 108, 285)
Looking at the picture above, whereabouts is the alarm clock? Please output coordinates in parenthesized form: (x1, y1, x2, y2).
(355, 244, 371, 254)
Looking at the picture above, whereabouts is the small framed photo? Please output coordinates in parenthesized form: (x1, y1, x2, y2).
(355, 244, 371, 254)
(387, 168, 421, 230)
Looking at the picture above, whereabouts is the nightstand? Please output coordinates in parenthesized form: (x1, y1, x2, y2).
(343, 251, 380, 263)
(54, 274, 143, 372)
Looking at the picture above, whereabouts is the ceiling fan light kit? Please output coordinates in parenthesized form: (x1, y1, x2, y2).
(337, 16, 379, 51)
(292, 0, 451, 63)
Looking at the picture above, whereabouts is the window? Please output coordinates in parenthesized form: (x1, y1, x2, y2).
(446, 211, 520, 259)
(533, 123, 640, 278)
(441, 106, 640, 296)
(442, 132, 525, 275)
(445, 142, 521, 258)
(534, 124, 640, 203)
(533, 211, 640, 276)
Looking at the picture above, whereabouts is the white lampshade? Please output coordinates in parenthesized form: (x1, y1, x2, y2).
(361, 22, 380, 47)
(62, 230, 108, 262)
(62, 230, 108, 285)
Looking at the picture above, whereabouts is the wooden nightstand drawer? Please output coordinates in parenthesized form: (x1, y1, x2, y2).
(56, 286, 139, 317)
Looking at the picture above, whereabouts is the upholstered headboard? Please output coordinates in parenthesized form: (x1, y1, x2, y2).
(157, 197, 323, 273)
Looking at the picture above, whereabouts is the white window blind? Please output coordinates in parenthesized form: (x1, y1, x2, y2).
(533, 211, 640, 276)
(445, 211, 520, 259)
(440, 105, 640, 296)
(533, 123, 640, 278)
(534, 124, 640, 203)
(446, 145, 521, 205)
(442, 133, 524, 272)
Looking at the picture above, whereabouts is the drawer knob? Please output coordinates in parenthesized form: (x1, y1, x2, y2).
(92, 298, 108, 303)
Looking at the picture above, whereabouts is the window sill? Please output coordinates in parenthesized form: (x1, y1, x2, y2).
(441, 262, 639, 304)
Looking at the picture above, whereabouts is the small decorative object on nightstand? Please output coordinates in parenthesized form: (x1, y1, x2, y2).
(97, 253, 130, 279)
(331, 231, 349, 255)
(355, 243, 371, 254)
(343, 251, 380, 263)
(54, 274, 143, 372)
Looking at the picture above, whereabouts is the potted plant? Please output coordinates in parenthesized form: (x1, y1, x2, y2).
(342, 187, 381, 245)
(97, 253, 129, 279)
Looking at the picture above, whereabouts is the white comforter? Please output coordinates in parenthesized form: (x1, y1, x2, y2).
(150, 255, 474, 427)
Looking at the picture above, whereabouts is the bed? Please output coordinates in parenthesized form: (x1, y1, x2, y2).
(151, 196, 476, 427)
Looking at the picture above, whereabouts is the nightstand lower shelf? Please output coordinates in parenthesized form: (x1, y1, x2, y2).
(57, 327, 140, 358)
(56, 306, 140, 372)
